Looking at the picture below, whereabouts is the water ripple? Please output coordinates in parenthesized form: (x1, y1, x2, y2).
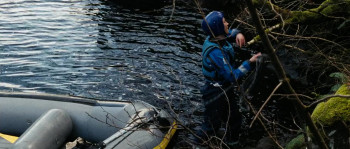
(0, 0, 204, 109)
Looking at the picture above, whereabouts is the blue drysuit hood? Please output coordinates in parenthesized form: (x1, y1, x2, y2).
(201, 11, 225, 37)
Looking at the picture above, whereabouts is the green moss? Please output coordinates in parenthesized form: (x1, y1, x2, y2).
(287, 11, 318, 24)
(285, 135, 307, 149)
(285, 0, 350, 24)
(252, 0, 265, 6)
(316, 0, 350, 15)
(253, 35, 260, 42)
(252, 0, 350, 25)
(311, 84, 350, 126)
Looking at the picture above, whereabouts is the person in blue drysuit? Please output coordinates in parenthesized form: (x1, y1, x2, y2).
(196, 11, 261, 144)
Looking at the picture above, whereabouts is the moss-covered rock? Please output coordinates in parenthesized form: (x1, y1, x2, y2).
(311, 84, 350, 126)
(286, 84, 350, 148)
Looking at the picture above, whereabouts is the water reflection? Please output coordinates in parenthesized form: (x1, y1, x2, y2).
(0, 0, 204, 109)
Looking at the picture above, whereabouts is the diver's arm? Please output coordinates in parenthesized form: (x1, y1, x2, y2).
(227, 29, 240, 39)
(227, 29, 245, 47)
(208, 49, 251, 82)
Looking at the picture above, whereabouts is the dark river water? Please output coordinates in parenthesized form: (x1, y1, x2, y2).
(0, 0, 299, 148)
(0, 0, 204, 106)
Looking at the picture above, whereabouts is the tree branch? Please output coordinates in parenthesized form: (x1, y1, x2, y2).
(249, 81, 283, 128)
(246, 0, 329, 148)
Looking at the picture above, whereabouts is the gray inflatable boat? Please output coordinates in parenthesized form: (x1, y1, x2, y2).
(0, 92, 177, 149)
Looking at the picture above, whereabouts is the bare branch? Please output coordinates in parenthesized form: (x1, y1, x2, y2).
(273, 93, 314, 100)
(247, 24, 281, 46)
(270, 31, 347, 50)
(249, 81, 283, 128)
(282, 44, 307, 53)
(168, 0, 176, 23)
(242, 95, 284, 149)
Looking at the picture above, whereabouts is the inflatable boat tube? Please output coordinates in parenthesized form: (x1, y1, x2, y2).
(0, 92, 177, 149)
(12, 109, 72, 149)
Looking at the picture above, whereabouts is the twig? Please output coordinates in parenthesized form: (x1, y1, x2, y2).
(282, 44, 307, 53)
(247, 24, 281, 45)
(260, 113, 299, 132)
(291, 113, 303, 131)
(234, 18, 255, 29)
(249, 81, 283, 128)
(211, 136, 230, 149)
(271, 31, 347, 50)
(243, 95, 284, 149)
(273, 93, 314, 100)
(218, 86, 231, 148)
(267, 0, 285, 32)
(167, 0, 176, 23)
